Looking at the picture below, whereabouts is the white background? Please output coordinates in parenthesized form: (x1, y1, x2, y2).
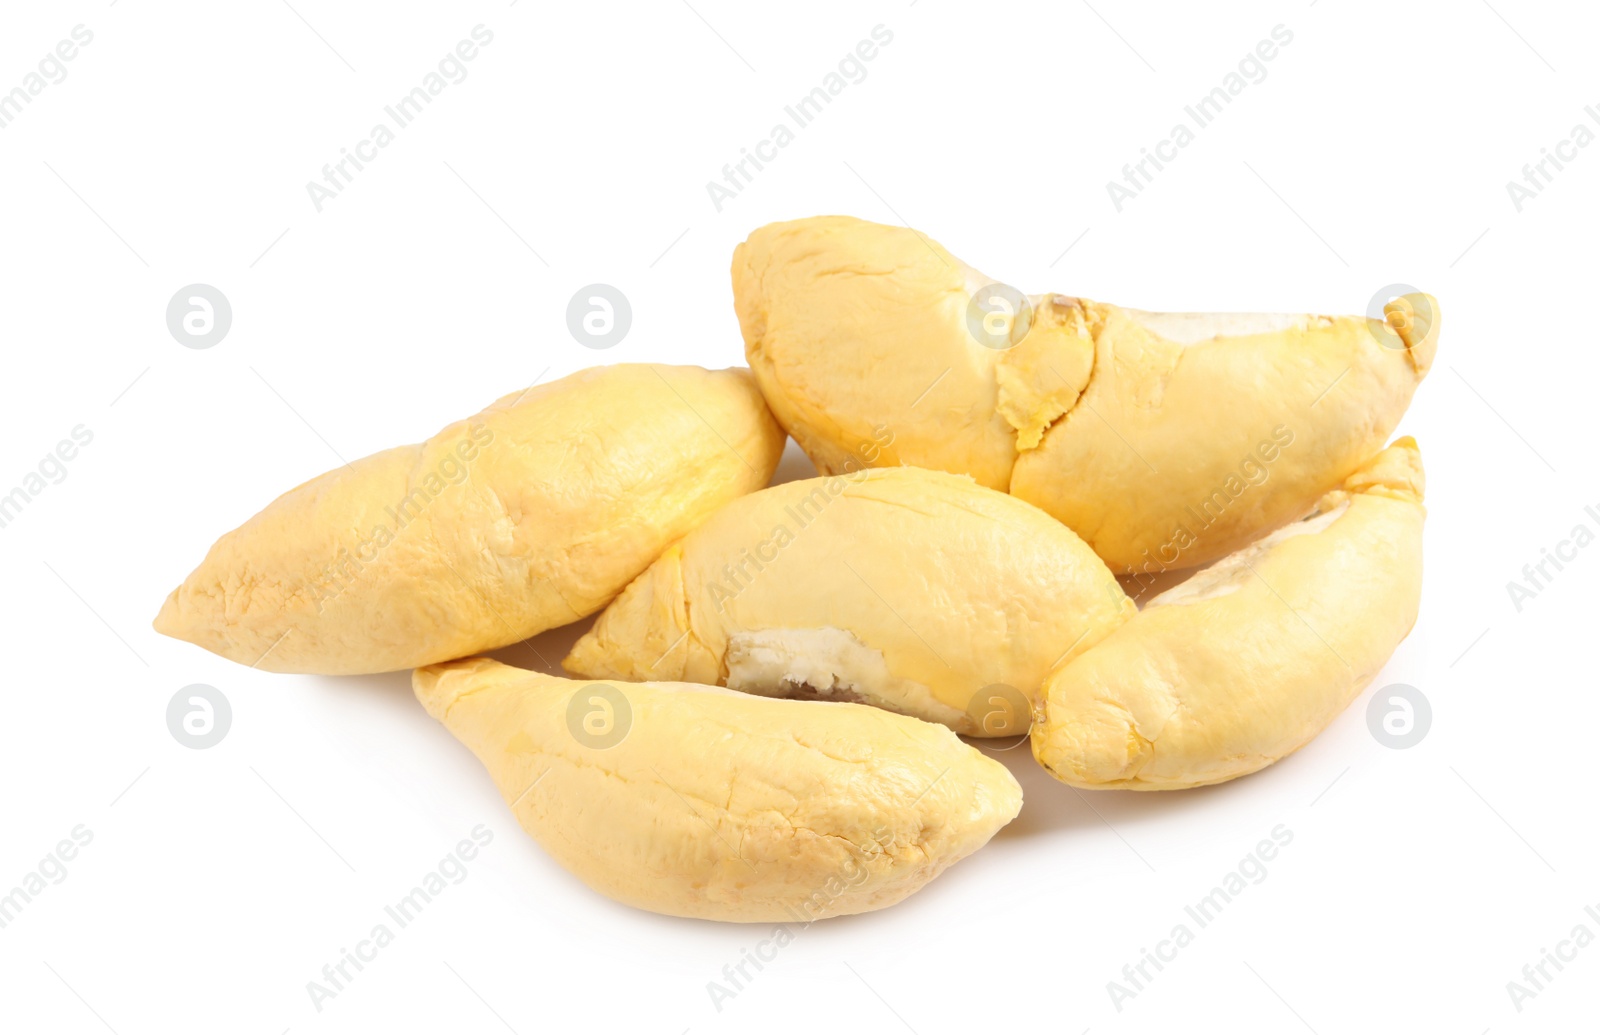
(0, 1, 1594, 1032)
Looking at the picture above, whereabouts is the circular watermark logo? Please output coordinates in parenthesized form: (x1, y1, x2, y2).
(566, 683, 632, 749)
(965, 682, 1032, 739)
(1365, 283, 1433, 352)
(166, 284, 232, 349)
(1366, 683, 1430, 749)
(566, 284, 631, 349)
(965, 282, 1032, 350)
(166, 684, 232, 749)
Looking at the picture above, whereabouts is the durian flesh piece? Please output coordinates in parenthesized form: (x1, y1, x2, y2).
(565, 466, 1133, 736)
(155, 364, 784, 674)
(1030, 439, 1426, 790)
(415, 657, 1023, 922)
(733, 215, 1437, 573)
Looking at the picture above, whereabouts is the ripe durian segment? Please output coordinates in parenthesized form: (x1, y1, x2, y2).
(565, 466, 1132, 735)
(1030, 439, 1426, 791)
(415, 657, 1023, 922)
(155, 364, 784, 674)
(734, 215, 1437, 572)
(733, 216, 1033, 490)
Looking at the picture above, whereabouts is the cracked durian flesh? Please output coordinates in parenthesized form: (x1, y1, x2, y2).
(1030, 438, 1426, 791)
(154, 364, 784, 674)
(415, 657, 1022, 922)
(733, 215, 1438, 572)
(564, 466, 1133, 736)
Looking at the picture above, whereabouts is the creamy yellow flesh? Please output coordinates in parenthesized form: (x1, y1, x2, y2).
(564, 466, 1133, 735)
(415, 657, 1022, 922)
(1030, 439, 1426, 790)
(734, 215, 1438, 572)
(154, 364, 784, 674)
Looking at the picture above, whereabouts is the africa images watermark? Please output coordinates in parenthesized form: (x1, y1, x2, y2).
(705, 424, 895, 612)
(705, 822, 897, 1013)
(1105, 24, 1294, 212)
(0, 24, 94, 132)
(1125, 424, 1295, 599)
(1107, 824, 1295, 1012)
(1505, 902, 1600, 1014)
(1505, 104, 1600, 212)
(1505, 501, 1599, 612)
(305, 25, 495, 212)
(305, 824, 495, 1013)
(0, 424, 94, 532)
(706, 24, 895, 212)
(310, 423, 495, 613)
(0, 825, 94, 931)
